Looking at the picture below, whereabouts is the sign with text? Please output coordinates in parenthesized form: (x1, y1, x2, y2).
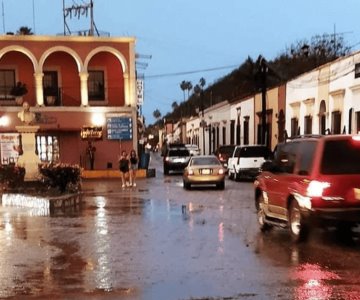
(136, 79, 144, 105)
(0, 133, 21, 165)
(81, 126, 103, 140)
(106, 116, 133, 140)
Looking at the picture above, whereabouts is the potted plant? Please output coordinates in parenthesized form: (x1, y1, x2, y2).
(10, 81, 28, 105)
(44, 86, 58, 105)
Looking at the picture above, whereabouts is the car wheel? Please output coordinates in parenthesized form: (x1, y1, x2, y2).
(289, 200, 308, 242)
(234, 170, 241, 181)
(163, 166, 169, 175)
(217, 181, 225, 190)
(228, 169, 234, 180)
(256, 192, 272, 232)
(183, 180, 191, 190)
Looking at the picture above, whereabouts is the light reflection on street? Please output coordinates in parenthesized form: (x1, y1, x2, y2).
(94, 195, 112, 291)
(291, 263, 340, 300)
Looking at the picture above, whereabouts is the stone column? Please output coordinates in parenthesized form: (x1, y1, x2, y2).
(79, 72, 89, 106)
(34, 73, 44, 106)
(16, 126, 41, 181)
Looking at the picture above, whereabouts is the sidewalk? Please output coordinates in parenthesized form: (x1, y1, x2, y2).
(81, 152, 158, 179)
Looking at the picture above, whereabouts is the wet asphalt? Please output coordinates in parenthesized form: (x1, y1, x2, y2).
(1, 153, 360, 299)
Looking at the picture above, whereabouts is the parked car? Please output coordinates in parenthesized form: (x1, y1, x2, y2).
(214, 145, 236, 168)
(227, 145, 271, 180)
(254, 134, 360, 242)
(185, 144, 200, 156)
(163, 146, 190, 175)
(183, 155, 226, 190)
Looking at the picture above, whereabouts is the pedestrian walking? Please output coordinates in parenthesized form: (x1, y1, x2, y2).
(118, 150, 130, 188)
(86, 141, 96, 170)
(129, 149, 138, 187)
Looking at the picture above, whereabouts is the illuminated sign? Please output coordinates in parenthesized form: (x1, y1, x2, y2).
(80, 126, 103, 140)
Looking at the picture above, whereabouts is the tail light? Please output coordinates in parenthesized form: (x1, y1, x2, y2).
(218, 169, 225, 175)
(188, 169, 194, 175)
(306, 180, 330, 197)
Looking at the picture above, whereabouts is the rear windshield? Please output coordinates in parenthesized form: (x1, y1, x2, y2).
(239, 146, 270, 158)
(217, 146, 235, 155)
(168, 149, 189, 157)
(191, 157, 220, 166)
(321, 139, 360, 174)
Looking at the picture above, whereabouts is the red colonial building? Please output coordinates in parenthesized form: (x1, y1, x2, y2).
(0, 34, 138, 171)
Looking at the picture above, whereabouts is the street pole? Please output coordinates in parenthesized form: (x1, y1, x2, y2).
(260, 57, 268, 146)
(201, 90, 205, 155)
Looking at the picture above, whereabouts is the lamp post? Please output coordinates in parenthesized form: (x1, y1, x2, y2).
(258, 56, 268, 146)
(194, 85, 205, 155)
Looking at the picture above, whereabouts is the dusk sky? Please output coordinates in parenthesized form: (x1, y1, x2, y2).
(3, 0, 360, 124)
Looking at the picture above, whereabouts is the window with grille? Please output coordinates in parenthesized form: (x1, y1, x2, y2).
(36, 135, 60, 162)
(88, 70, 105, 101)
(0, 70, 15, 100)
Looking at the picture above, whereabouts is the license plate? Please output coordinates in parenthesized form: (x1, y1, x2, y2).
(201, 169, 211, 175)
(354, 188, 360, 200)
(173, 158, 184, 163)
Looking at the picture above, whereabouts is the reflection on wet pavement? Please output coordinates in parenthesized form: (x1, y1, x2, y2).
(1, 174, 360, 299)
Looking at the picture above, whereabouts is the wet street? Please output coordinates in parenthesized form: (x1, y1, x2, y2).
(2, 153, 360, 299)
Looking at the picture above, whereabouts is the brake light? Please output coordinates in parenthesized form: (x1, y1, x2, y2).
(188, 169, 194, 175)
(165, 157, 170, 162)
(352, 135, 360, 142)
(219, 169, 224, 175)
(307, 180, 330, 197)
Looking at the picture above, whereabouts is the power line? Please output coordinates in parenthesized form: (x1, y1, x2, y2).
(146, 64, 239, 79)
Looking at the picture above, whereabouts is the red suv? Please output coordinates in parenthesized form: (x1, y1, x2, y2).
(254, 134, 360, 242)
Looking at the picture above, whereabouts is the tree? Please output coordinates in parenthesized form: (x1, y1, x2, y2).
(171, 101, 178, 110)
(186, 82, 193, 99)
(16, 26, 33, 35)
(180, 80, 187, 102)
(153, 109, 161, 121)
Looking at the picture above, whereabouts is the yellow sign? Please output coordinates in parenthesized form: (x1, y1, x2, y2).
(81, 126, 103, 140)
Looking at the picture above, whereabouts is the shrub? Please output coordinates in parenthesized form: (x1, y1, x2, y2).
(39, 163, 81, 194)
(0, 164, 25, 189)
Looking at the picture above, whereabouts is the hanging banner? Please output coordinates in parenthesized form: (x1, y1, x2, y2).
(0, 133, 22, 165)
(136, 79, 144, 105)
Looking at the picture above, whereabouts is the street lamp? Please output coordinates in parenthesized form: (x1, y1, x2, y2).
(194, 84, 206, 155)
(258, 56, 268, 146)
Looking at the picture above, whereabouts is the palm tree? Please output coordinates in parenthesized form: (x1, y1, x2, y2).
(16, 26, 33, 35)
(171, 101, 178, 110)
(186, 81, 193, 99)
(153, 109, 162, 121)
(180, 80, 187, 102)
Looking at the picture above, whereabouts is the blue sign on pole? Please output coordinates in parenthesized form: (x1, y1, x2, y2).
(106, 117, 133, 140)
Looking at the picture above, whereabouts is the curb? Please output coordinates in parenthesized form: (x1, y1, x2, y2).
(81, 168, 156, 179)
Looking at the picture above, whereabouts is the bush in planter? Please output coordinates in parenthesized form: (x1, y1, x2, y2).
(39, 163, 81, 194)
(0, 164, 25, 189)
(10, 81, 28, 97)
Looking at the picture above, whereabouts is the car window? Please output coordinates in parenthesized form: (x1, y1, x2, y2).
(321, 139, 360, 174)
(191, 157, 220, 166)
(217, 146, 235, 156)
(273, 142, 297, 173)
(169, 149, 190, 157)
(297, 141, 317, 175)
(239, 146, 270, 158)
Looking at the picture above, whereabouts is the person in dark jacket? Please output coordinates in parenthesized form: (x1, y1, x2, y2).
(118, 150, 130, 188)
(129, 149, 138, 187)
